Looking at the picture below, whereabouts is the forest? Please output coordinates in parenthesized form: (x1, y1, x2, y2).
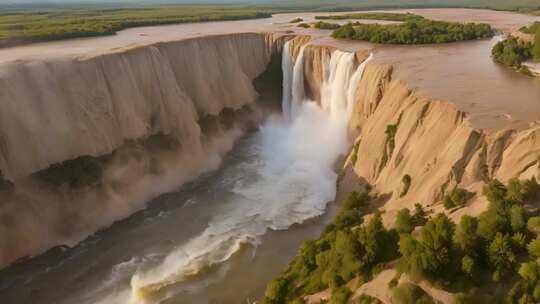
(492, 22, 540, 73)
(329, 13, 493, 44)
(263, 178, 540, 304)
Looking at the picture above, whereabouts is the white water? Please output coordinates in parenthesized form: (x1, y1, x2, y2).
(122, 45, 372, 303)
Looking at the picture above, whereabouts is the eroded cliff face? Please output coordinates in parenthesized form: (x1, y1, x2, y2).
(0, 32, 285, 268)
(290, 41, 540, 304)
(0, 33, 282, 179)
(345, 63, 540, 227)
(291, 41, 540, 227)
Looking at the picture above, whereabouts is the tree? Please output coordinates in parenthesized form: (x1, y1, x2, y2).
(510, 205, 526, 232)
(454, 215, 480, 257)
(528, 237, 540, 257)
(264, 277, 290, 304)
(395, 208, 413, 234)
(488, 233, 516, 281)
(412, 203, 428, 226)
(528, 217, 540, 234)
(461, 255, 475, 276)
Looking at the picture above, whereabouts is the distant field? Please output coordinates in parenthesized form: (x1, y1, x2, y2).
(1, 0, 540, 48)
(0, 6, 271, 47)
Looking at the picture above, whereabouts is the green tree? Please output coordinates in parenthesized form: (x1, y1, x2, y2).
(461, 255, 475, 276)
(454, 215, 480, 257)
(528, 237, 540, 257)
(527, 216, 540, 234)
(510, 205, 526, 232)
(263, 277, 290, 304)
(395, 208, 413, 234)
(488, 233, 516, 281)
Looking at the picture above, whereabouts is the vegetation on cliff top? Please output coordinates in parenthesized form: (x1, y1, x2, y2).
(0, 6, 271, 48)
(329, 13, 493, 44)
(263, 177, 540, 303)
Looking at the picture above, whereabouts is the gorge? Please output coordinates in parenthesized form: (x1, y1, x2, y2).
(0, 8, 539, 304)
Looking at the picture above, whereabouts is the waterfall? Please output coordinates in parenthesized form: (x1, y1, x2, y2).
(321, 51, 373, 120)
(281, 41, 293, 121)
(127, 45, 374, 304)
(290, 45, 307, 119)
(282, 42, 373, 122)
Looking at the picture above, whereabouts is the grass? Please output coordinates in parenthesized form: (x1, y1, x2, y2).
(0, 6, 271, 47)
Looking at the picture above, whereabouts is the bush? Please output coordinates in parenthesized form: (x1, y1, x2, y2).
(488, 233, 516, 281)
(527, 216, 540, 234)
(314, 21, 341, 30)
(290, 17, 303, 23)
(454, 215, 480, 257)
(298, 23, 311, 28)
(528, 237, 540, 257)
(357, 294, 382, 304)
(33, 155, 103, 189)
(443, 187, 473, 210)
(391, 283, 435, 304)
(263, 277, 290, 304)
(395, 208, 413, 234)
(461, 255, 475, 276)
(400, 175, 412, 197)
(329, 286, 352, 304)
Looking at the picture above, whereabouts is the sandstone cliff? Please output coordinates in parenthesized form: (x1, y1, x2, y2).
(0, 33, 285, 268)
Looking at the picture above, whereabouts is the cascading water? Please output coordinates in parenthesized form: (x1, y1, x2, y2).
(281, 41, 293, 121)
(123, 44, 373, 304)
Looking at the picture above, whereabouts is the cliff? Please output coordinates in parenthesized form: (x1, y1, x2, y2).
(0, 32, 286, 268)
(0, 33, 282, 179)
(285, 41, 540, 303)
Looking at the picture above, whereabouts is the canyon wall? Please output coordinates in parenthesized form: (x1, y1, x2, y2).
(294, 40, 540, 227)
(0, 33, 285, 268)
(0, 33, 282, 179)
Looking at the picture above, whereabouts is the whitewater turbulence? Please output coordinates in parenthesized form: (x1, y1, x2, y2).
(128, 43, 373, 303)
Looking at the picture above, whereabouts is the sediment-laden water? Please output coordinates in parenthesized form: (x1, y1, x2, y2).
(0, 44, 370, 304)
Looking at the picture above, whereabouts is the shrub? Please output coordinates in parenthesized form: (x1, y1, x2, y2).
(443, 187, 473, 210)
(357, 294, 382, 304)
(314, 21, 341, 30)
(454, 215, 480, 257)
(488, 233, 516, 281)
(461, 255, 475, 276)
(32, 155, 103, 189)
(510, 205, 526, 232)
(527, 216, 540, 234)
(412, 203, 428, 226)
(395, 208, 413, 234)
(400, 175, 412, 197)
(298, 23, 311, 28)
(329, 286, 352, 304)
(263, 277, 290, 304)
(391, 283, 435, 304)
(290, 17, 303, 23)
(528, 236, 540, 257)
